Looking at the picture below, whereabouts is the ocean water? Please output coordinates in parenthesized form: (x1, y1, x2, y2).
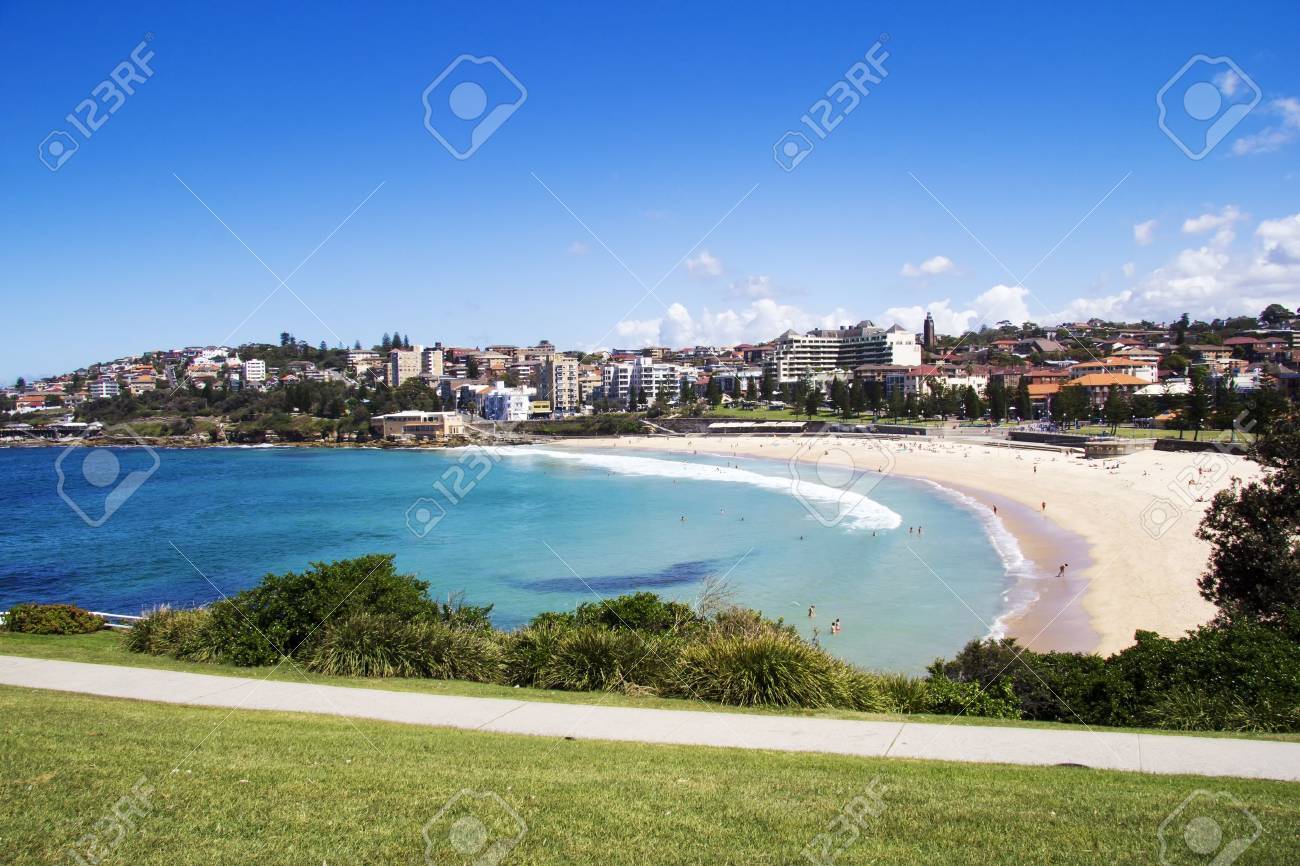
(0, 444, 1031, 673)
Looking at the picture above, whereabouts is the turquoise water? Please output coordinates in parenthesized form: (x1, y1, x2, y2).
(0, 444, 1028, 673)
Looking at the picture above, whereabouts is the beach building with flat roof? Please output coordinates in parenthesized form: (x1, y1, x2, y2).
(768, 322, 920, 382)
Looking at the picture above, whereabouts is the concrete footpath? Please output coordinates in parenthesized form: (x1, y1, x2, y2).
(3, 655, 1298, 782)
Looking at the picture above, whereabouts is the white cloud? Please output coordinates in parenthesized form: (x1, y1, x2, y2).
(1051, 211, 1300, 323)
(1257, 214, 1300, 265)
(900, 255, 955, 278)
(685, 249, 723, 277)
(1122, 262, 1136, 277)
(1182, 205, 1242, 235)
(1232, 97, 1300, 156)
(612, 298, 857, 348)
(1182, 205, 1244, 246)
(1134, 219, 1157, 246)
(1214, 69, 1241, 97)
(728, 275, 774, 298)
(567, 240, 591, 256)
(884, 284, 1031, 336)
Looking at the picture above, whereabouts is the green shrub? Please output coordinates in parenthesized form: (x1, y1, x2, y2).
(303, 614, 504, 681)
(124, 608, 216, 661)
(874, 672, 932, 714)
(675, 631, 844, 708)
(534, 626, 675, 692)
(931, 639, 1113, 723)
(829, 662, 891, 713)
(1105, 620, 1300, 731)
(923, 676, 1022, 720)
(503, 622, 570, 686)
(201, 554, 437, 666)
(4, 603, 103, 635)
(574, 591, 700, 634)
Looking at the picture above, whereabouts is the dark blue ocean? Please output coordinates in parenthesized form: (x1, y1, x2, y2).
(0, 444, 1029, 672)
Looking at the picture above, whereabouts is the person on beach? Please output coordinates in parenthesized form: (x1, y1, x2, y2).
(1041, 501, 1046, 512)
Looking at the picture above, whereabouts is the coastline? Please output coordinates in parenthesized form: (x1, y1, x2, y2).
(547, 434, 1259, 656)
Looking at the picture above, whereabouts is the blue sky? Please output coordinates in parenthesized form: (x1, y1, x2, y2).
(4, 0, 1300, 383)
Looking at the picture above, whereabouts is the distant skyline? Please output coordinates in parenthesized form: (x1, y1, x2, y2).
(4, 1, 1300, 384)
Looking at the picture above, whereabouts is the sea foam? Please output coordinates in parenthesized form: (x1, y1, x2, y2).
(910, 477, 1040, 639)
(508, 447, 902, 531)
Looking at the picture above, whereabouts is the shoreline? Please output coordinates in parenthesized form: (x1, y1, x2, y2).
(7, 432, 1256, 656)
(548, 434, 1258, 656)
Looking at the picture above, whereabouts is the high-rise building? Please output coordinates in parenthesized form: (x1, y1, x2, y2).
(420, 346, 444, 380)
(540, 356, 579, 415)
(767, 322, 920, 382)
(922, 313, 936, 350)
(388, 346, 423, 387)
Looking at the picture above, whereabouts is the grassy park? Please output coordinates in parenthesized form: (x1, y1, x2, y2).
(4, 686, 1299, 865)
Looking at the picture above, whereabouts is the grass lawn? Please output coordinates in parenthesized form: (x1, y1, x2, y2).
(3, 632, 1297, 744)
(1073, 424, 1255, 443)
(3, 686, 1298, 865)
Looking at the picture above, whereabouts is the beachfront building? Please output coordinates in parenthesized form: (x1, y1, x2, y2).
(601, 357, 694, 407)
(387, 347, 423, 387)
(89, 378, 121, 399)
(540, 356, 579, 415)
(242, 359, 267, 384)
(1067, 357, 1157, 383)
(767, 322, 920, 383)
(420, 346, 444, 381)
(482, 385, 532, 422)
(1063, 373, 1149, 410)
(370, 410, 465, 441)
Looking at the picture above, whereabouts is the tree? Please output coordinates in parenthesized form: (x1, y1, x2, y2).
(318, 340, 327, 353)
(353, 340, 362, 350)
(678, 378, 695, 406)
(962, 385, 982, 420)
(1015, 377, 1033, 421)
(1260, 303, 1295, 327)
(1130, 394, 1157, 422)
(465, 356, 480, 379)
(849, 379, 867, 417)
(1052, 385, 1089, 426)
(865, 380, 884, 418)
(15, 376, 26, 390)
(745, 378, 759, 402)
(1102, 385, 1130, 433)
(803, 389, 820, 419)
(888, 388, 905, 420)
(987, 378, 1008, 423)
(280, 332, 293, 347)
(760, 369, 775, 401)
(1181, 367, 1212, 441)
(830, 377, 849, 418)
(1174, 313, 1190, 345)
(381, 333, 392, 351)
(705, 376, 722, 407)
(392, 377, 441, 411)
(1197, 409, 1300, 625)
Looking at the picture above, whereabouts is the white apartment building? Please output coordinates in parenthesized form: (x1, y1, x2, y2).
(242, 359, 267, 384)
(541, 356, 579, 415)
(89, 378, 121, 399)
(482, 385, 532, 422)
(602, 357, 692, 406)
(388, 346, 423, 387)
(768, 322, 920, 382)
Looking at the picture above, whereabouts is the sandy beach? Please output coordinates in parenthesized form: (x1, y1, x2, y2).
(550, 434, 1261, 656)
